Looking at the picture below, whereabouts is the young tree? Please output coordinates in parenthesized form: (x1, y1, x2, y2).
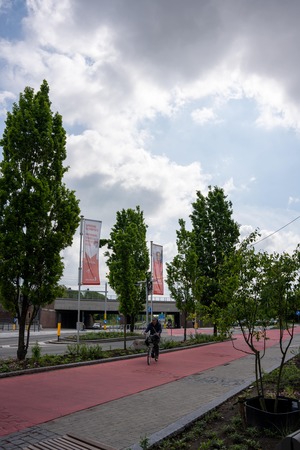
(190, 186, 240, 334)
(105, 206, 149, 348)
(166, 219, 198, 341)
(222, 236, 300, 411)
(0, 80, 80, 360)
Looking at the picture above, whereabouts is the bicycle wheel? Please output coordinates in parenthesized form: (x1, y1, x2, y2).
(147, 344, 152, 365)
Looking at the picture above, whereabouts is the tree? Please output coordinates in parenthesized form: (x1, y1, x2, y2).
(222, 235, 300, 411)
(105, 206, 149, 348)
(166, 219, 198, 341)
(0, 80, 80, 360)
(190, 186, 240, 334)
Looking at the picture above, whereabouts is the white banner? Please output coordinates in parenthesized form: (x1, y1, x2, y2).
(152, 243, 164, 295)
(82, 219, 102, 285)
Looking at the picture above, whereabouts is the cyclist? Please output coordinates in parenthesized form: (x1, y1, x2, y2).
(144, 317, 162, 360)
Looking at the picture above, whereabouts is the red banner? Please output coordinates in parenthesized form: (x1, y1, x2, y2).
(82, 219, 102, 285)
(152, 243, 164, 295)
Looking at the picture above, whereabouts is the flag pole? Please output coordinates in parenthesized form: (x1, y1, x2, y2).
(77, 216, 84, 343)
(150, 240, 153, 320)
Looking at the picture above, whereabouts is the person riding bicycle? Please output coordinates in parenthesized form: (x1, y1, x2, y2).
(144, 317, 162, 359)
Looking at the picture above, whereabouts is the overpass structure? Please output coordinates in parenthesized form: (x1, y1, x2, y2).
(54, 296, 181, 328)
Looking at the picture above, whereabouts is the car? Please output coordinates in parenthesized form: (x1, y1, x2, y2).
(92, 323, 101, 329)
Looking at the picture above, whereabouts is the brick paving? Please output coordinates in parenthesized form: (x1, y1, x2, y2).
(0, 329, 300, 450)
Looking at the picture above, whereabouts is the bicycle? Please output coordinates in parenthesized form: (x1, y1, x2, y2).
(146, 334, 160, 365)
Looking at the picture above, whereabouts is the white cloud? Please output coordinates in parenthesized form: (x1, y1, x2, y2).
(288, 197, 300, 206)
(191, 107, 218, 125)
(1, 0, 300, 290)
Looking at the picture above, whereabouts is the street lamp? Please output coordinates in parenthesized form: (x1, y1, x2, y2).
(136, 280, 149, 324)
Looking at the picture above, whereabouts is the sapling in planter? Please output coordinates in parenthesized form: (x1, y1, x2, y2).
(220, 232, 300, 428)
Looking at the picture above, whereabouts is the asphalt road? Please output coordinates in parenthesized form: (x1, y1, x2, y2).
(0, 327, 186, 359)
(0, 330, 142, 359)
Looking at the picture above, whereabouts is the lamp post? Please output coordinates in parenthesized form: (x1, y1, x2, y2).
(136, 280, 149, 325)
(77, 216, 84, 344)
(104, 282, 108, 330)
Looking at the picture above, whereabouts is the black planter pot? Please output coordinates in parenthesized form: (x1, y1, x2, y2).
(245, 396, 300, 431)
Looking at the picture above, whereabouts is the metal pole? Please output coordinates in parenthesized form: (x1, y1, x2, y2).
(145, 281, 149, 325)
(104, 282, 107, 330)
(77, 216, 84, 343)
(150, 241, 153, 320)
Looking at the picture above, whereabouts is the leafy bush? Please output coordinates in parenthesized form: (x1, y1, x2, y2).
(78, 331, 140, 341)
(66, 343, 103, 359)
(160, 339, 178, 349)
(31, 342, 41, 361)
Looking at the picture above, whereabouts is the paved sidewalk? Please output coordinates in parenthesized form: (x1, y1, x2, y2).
(1, 329, 300, 450)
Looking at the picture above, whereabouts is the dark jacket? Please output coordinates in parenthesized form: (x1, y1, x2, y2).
(145, 320, 162, 336)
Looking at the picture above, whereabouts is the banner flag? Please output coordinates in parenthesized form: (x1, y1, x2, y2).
(152, 243, 164, 295)
(82, 219, 102, 285)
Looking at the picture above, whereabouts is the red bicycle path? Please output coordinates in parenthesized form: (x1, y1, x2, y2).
(0, 328, 299, 437)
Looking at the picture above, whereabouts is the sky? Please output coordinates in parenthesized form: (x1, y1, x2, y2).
(1, 0, 300, 295)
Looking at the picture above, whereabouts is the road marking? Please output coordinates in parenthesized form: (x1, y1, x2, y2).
(1, 342, 49, 348)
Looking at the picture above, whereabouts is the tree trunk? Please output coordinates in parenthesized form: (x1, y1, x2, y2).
(213, 323, 217, 336)
(123, 322, 127, 350)
(17, 303, 28, 360)
(130, 313, 135, 332)
(17, 294, 33, 361)
(183, 311, 187, 341)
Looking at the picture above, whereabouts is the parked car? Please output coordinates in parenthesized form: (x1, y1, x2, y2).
(92, 322, 101, 329)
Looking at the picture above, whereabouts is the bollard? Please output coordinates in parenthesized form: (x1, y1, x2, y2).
(57, 322, 61, 342)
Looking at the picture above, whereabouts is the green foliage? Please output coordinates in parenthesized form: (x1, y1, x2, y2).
(0, 333, 221, 374)
(105, 206, 149, 337)
(228, 445, 248, 450)
(264, 358, 300, 387)
(160, 333, 224, 350)
(66, 343, 103, 359)
(221, 235, 300, 402)
(139, 435, 150, 450)
(159, 339, 179, 349)
(0, 363, 10, 373)
(230, 432, 244, 443)
(31, 341, 42, 361)
(166, 219, 198, 341)
(190, 186, 240, 332)
(0, 80, 80, 360)
(78, 331, 139, 340)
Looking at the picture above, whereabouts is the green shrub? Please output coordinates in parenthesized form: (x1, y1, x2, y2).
(79, 331, 139, 340)
(31, 341, 41, 361)
(160, 339, 178, 349)
(66, 343, 103, 359)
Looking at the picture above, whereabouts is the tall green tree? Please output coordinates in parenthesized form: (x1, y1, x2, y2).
(105, 206, 149, 347)
(190, 186, 240, 334)
(0, 80, 80, 360)
(166, 219, 198, 341)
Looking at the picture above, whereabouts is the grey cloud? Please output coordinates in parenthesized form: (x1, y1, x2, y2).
(70, 0, 300, 98)
(69, 172, 165, 231)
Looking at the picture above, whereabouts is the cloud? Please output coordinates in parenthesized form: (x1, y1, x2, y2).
(191, 107, 219, 125)
(288, 197, 300, 207)
(1, 0, 300, 291)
